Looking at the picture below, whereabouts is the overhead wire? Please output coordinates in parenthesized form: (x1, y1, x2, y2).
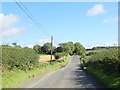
(18, 0, 52, 36)
(14, 0, 51, 36)
(14, 0, 60, 46)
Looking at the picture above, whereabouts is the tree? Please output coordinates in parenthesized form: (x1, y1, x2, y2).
(33, 45, 41, 54)
(52, 46, 56, 54)
(62, 43, 71, 54)
(66, 42, 74, 55)
(55, 42, 74, 55)
(55, 46, 63, 53)
(41, 42, 51, 54)
(73, 42, 86, 55)
(12, 42, 17, 47)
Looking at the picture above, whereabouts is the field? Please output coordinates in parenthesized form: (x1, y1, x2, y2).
(38, 55, 55, 62)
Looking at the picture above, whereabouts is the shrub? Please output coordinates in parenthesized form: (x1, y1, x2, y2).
(54, 52, 66, 59)
(82, 47, 120, 75)
(2, 46, 39, 71)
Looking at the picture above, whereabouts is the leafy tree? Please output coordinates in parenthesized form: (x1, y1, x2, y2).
(73, 42, 86, 55)
(52, 46, 56, 54)
(41, 42, 51, 54)
(66, 42, 74, 55)
(55, 46, 63, 53)
(62, 43, 71, 54)
(33, 45, 41, 54)
(12, 42, 17, 47)
(56, 43, 71, 54)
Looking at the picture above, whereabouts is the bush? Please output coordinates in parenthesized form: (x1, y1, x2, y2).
(54, 52, 66, 59)
(2, 46, 39, 71)
(82, 47, 120, 75)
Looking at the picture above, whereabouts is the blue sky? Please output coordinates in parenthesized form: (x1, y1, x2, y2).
(1, 2, 118, 48)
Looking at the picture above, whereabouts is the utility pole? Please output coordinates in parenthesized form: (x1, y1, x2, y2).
(51, 36, 53, 63)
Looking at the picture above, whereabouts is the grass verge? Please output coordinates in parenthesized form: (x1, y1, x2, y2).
(2, 55, 70, 88)
(85, 66, 120, 88)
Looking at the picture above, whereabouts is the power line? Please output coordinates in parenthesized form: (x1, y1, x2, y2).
(14, 0, 51, 36)
(14, 0, 60, 46)
(18, 0, 52, 36)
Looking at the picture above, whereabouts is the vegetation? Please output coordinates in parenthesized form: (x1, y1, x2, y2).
(32, 42, 85, 56)
(54, 42, 85, 55)
(2, 46, 38, 71)
(1, 41, 85, 88)
(2, 55, 69, 88)
(73, 42, 86, 55)
(33, 45, 41, 54)
(80, 47, 120, 88)
(54, 52, 66, 59)
(86, 66, 120, 88)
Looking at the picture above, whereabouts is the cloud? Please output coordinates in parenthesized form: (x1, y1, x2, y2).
(1, 28, 24, 38)
(87, 4, 106, 16)
(0, 13, 24, 38)
(103, 16, 118, 23)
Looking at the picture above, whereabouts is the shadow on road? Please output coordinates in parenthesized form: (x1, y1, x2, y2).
(74, 64, 105, 89)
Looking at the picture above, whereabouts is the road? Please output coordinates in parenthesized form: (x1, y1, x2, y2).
(20, 56, 104, 88)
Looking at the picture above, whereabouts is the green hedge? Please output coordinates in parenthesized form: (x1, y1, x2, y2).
(54, 52, 67, 59)
(81, 48, 120, 75)
(2, 46, 39, 71)
(2, 55, 70, 88)
(85, 66, 120, 88)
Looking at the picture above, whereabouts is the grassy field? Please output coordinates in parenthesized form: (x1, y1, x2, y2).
(2, 55, 70, 88)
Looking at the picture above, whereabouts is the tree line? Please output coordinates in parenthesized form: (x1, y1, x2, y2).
(33, 41, 86, 56)
(1, 41, 86, 71)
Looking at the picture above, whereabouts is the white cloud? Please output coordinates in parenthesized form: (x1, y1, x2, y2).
(103, 16, 118, 23)
(1, 28, 24, 38)
(87, 4, 106, 16)
(0, 13, 24, 38)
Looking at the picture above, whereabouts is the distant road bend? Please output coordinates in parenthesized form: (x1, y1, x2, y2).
(20, 56, 104, 88)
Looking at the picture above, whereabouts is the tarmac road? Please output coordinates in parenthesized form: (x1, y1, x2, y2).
(20, 55, 104, 88)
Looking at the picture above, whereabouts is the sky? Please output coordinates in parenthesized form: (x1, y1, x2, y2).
(0, 1, 118, 48)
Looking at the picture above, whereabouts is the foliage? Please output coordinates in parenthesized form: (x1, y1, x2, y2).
(81, 47, 120, 75)
(2, 55, 70, 88)
(81, 47, 120, 88)
(2, 46, 39, 71)
(33, 45, 41, 54)
(41, 42, 51, 54)
(55, 42, 85, 55)
(55, 46, 63, 53)
(54, 52, 66, 59)
(86, 66, 120, 88)
(73, 42, 86, 55)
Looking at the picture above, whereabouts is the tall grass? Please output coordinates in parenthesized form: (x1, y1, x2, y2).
(85, 66, 120, 88)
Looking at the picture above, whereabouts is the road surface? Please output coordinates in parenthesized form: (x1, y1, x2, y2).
(20, 56, 104, 88)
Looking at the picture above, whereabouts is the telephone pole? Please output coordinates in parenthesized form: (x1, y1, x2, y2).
(51, 36, 53, 63)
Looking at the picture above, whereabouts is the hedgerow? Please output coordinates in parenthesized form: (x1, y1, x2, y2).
(54, 52, 67, 59)
(2, 46, 39, 71)
(80, 47, 120, 88)
(81, 47, 120, 75)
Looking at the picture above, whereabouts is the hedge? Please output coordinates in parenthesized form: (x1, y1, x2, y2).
(2, 46, 39, 71)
